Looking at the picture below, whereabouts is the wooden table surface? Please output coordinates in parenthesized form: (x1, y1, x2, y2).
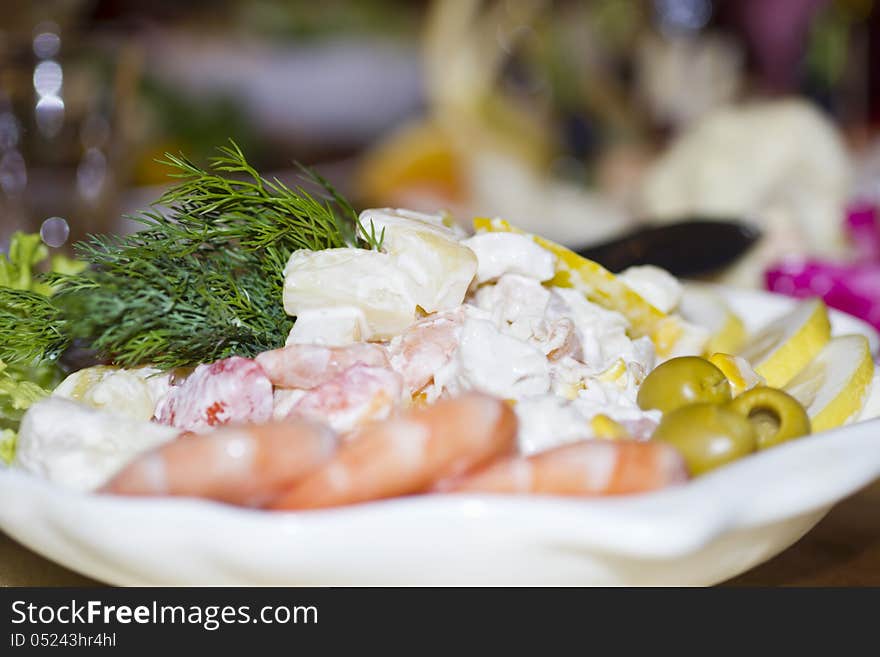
(2, 479, 879, 587)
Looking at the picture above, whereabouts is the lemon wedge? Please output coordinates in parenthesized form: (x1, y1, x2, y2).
(679, 285, 747, 355)
(473, 217, 667, 340)
(737, 299, 831, 388)
(784, 335, 875, 432)
(590, 414, 629, 440)
(708, 353, 764, 396)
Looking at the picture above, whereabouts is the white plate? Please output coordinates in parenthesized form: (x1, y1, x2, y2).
(1, 288, 878, 586)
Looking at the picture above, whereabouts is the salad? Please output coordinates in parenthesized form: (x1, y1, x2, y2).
(1, 143, 878, 511)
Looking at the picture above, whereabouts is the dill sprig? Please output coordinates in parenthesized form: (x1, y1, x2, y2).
(155, 141, 354, 251)
(52, 250, 291, 368)
(0, 288, 68, 365)
(295, 162, 385, 251)
(13, 140, 375, 369)
(83, 140, 366, 261)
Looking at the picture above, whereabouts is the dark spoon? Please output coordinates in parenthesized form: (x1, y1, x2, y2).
(573, 218, 762, 277)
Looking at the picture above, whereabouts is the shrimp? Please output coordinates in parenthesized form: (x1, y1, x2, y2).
(156, 356, 274, 433)
(440, 439, 687, 496)
(269, 392, 517, 510)
(255, 342, 390, 390)
(387, 309, 462, 394)
(280, 364, 404, 433)
(100, 420, 338, 507)
(541, 318, 583, 362)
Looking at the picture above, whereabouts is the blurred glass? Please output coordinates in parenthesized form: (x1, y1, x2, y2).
(0, 0, 121, 250)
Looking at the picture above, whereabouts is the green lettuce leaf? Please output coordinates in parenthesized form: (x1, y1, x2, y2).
(0, 231, 50, 294)
(0, 232, 83, 462)
(0, 429, 16, 465)
(0, 360, 52, 424)
(0, 360, 54, 464)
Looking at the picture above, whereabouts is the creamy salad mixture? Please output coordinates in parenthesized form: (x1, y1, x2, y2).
(8, 208, 879, 502)
(10, 210, 686, 489)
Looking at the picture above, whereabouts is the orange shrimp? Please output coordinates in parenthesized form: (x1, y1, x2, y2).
(269, 392, 516, 510)
(387, 309, 462, 394)
(440, 440, 687, 496)
(281, 363, 403, 433)
(254, 343, 390, 390)
(543, 318, 583, 361)
(100, 421, 337, 507)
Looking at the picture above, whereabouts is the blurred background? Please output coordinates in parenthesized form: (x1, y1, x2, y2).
(3, 0, 880, 296)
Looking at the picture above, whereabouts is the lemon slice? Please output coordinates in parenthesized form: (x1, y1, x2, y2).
(737, 299, 831, 388)
(679, 285, 747, 355)
(784, 335, 875, 432)
(473, 217, 667, 339)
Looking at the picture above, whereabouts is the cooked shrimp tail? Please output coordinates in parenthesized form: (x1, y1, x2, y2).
(100, 421, 338, 507)
(269, 392, 517, 510)
(442, 440, 688, 496)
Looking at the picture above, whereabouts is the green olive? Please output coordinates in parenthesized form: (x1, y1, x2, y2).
(652, 403, 757, 476)
(637, 356, 732, 414)
(727, 386, 811, 450)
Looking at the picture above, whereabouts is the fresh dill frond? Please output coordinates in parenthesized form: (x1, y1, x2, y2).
(53, 250, 292, 369)
(122, 140, 354, 256)
(359, 218, 386, 251)
(0, 288, 68, 365)
(40, 140, 368, 369)
(292, 160, 385, 250)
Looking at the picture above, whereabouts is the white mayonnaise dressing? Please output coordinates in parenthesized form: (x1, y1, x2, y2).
(663, 319, 712, 360)
(285, 307, 369, 346)
(618, 265, 683, 314)
(420, 265, 660, 451)
(473, 274, 551, 340)
(15, 397, 178, 490)
(513, 395, 593, 454)
(455, 313, 551, 399)
(461, 232, 556, 284)
(551, 287, 650, 373)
